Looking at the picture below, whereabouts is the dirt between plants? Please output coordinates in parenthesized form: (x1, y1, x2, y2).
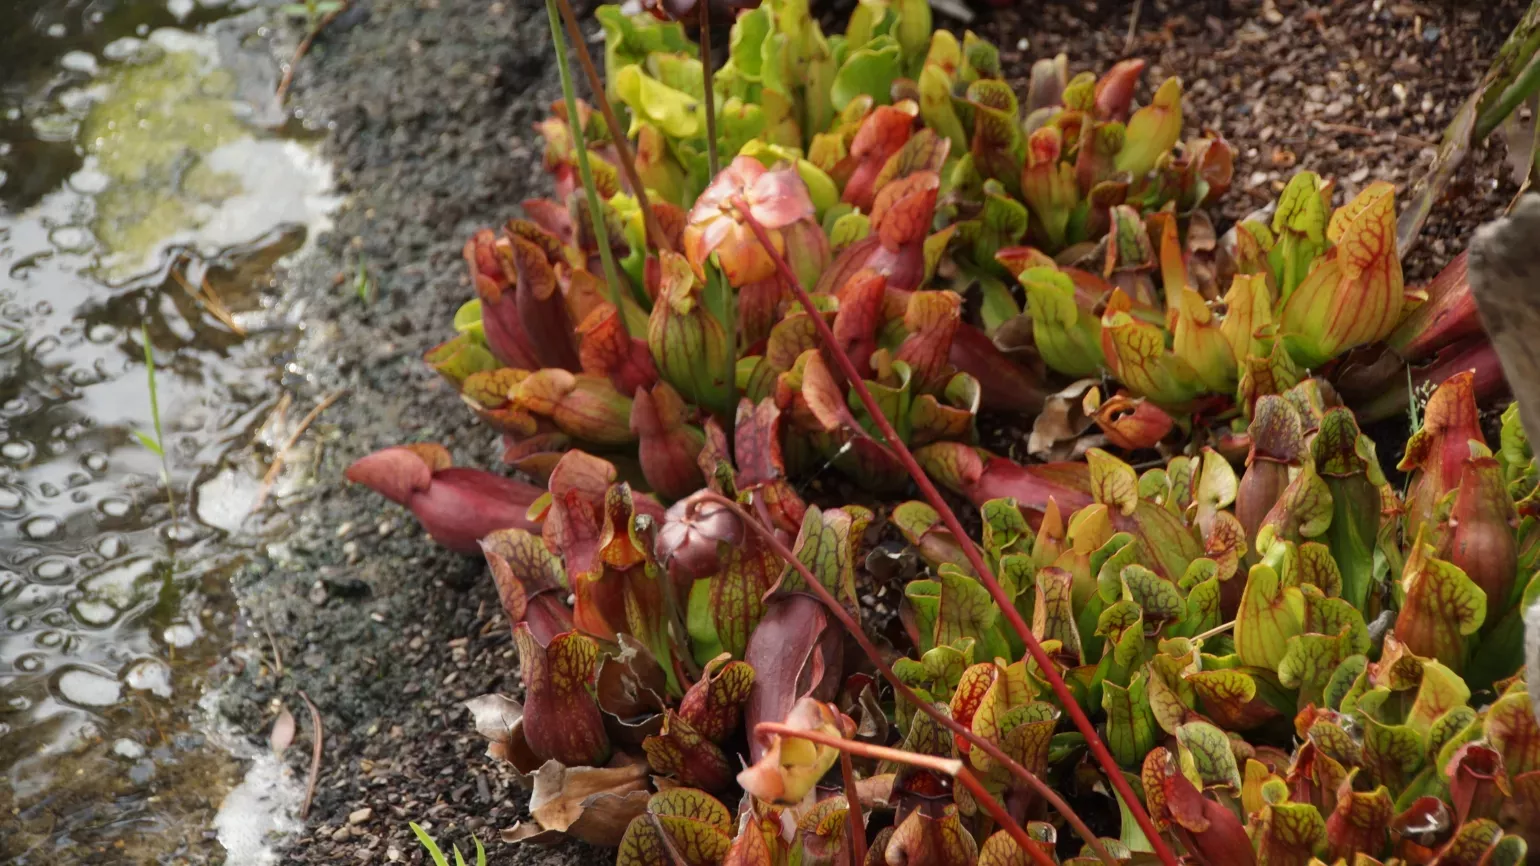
(219, 1, 1529, 864)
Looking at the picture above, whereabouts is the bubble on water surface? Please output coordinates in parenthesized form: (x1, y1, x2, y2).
(60, 51, 99, 76)
(55, 666, 122, 707)
(23, 516, 62, 540)
(71, 598, 119, 628)
(94, 534, 124, 558)
(15, 653, 46, 673)
(124, 658, 173, 698)
(3, 440, 36, 461)
(47, 226, 94, 254)
(163, 622, 198, 648)
(31, 556, 73, 581)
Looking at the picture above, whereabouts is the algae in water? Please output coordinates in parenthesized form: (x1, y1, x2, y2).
(79, 47, 248, 268)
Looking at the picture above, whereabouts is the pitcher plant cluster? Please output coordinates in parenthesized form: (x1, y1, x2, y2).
(342, 1, 1538, 864)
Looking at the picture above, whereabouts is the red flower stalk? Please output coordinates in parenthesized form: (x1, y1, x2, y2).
(703, 492, 1117, 865)
(345, 443, 543, 554)
(733, 199, 1177, 865)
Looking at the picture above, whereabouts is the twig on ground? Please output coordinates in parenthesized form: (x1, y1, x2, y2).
(170, 262, 247, 335)
(1124, 0, 1142, 55)
(275, 4, 348, 107)
(298, 690, 324, 820)
(266, 616, 285, 677)
(1312, 120, 1435, 149)
(251, 390, 346, 514)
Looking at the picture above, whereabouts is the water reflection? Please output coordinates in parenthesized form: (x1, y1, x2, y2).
(0, 1, 335, 861)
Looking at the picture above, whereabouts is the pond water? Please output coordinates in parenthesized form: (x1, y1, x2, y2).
(0, 0, 336, 861)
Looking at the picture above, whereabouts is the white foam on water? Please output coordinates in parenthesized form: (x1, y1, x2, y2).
(201, 687, 306, 866)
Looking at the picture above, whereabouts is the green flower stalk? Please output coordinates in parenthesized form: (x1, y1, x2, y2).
(546, 0, 630, 323)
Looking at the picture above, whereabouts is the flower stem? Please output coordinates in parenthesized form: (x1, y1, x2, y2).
(551, 0, 674, 254)
(839, 752, 866, 866)
(702, 492, 1116, 866)
(545, 0, 630, 328)
(956, 767, 1058, 866)
(727, 201, 1177, 866)
(753, 722, 962, 775)
(699, 0, 719, 177)
(752, 723, 1057, 866)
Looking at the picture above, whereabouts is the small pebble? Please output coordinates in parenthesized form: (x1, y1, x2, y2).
(332, 826, 352, 842)
(113, 738, 146, 759)
(349, 808, 373, 825)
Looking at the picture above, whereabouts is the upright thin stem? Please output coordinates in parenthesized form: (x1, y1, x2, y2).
(698, 0, 720, 177)
(752, 724, 1057, 866)
(545, 0, 630, 326)
(753, 722, 962, 775)
(727, 201, 1178, 866)
(839, 752, 866, 866)
(551, 0, 674, 254)
(702, 492, 1115, 866)
(957, 767, 1058, 866)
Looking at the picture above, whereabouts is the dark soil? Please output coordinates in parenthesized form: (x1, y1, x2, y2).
(216, 1, 1529, 864)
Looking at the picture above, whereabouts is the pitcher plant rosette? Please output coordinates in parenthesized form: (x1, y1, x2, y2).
(1007, 168, 1510, 453)
(338, 0, 1540, 864)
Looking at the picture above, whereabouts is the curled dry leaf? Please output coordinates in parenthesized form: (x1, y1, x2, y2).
(502, 760, 652, 847)
(466, 693, 543, 774)
(1027, 378, 1102, 461)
